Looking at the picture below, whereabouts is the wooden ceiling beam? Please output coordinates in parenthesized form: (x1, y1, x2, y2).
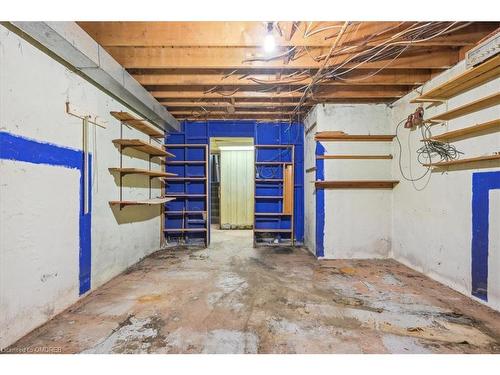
(150, 87, 406, 100)
(106, 46, 459, 70)
(176, 114, 306, 121)
(78, 22, 497, 48)
(133, 70, 431, 87)
(170, 110, 304, 116)
(143, 84, 411, 93)
(78, 21, 399, 47)
(162, 101, 311, 108)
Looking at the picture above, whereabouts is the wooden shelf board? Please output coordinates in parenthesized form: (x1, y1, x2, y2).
(109, 197, 175, 206)
(423, 154, 500, 167)
(164, 228, 207, 232)
(110, 111, 164, 138)
(429, 119, 500, 141)
(315, 132, 395, 142)
(412, 56, 500, 102)
(112, 139, 173, 157)
(427, 92, 500, 123)
(254, 229, 292, 233)
(109, 168, 176, 178)
(315, 180, 400, 189)
(317, 154, 393, 160)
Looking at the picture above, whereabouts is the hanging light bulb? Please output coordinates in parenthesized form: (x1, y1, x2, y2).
(263, 22, 275, 53)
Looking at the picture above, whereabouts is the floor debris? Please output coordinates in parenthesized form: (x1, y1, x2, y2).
(7, 228, 500, 354)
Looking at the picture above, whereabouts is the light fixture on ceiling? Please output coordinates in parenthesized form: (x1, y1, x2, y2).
(263, 22, 276, 53)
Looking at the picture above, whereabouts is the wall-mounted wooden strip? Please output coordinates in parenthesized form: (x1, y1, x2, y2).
(315, 132, 396, 141)
(429, 119, 500, 141)
(110, 111, 164, 138)
(109, 167, 176, 177)
(112, 139, 173, 157)
(412, 55, 500, 102)
(426, 92, 500, 123)
(109, 197, 175, 206)
(315, 180, 400, 189)
(423, 154, 500, 167)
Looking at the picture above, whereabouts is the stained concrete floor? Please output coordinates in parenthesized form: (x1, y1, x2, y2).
(8, 228, 500, 354)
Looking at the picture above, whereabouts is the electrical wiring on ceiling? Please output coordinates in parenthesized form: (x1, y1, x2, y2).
(192, 22, 475, 123)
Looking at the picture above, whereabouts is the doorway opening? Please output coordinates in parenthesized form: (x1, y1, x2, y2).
(209, 137, 254, 230)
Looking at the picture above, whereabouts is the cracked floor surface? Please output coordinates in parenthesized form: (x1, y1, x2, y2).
(7, 228, 500, 353)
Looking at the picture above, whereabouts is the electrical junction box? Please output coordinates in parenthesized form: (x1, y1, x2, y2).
(466, 31, 500, 68)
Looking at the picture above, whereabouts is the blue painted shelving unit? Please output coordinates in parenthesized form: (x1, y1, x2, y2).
(253, 144, 294, 247)
(164, 120, 304, 248)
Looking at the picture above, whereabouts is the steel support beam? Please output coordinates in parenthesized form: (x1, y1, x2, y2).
(2, 21, 179, 132)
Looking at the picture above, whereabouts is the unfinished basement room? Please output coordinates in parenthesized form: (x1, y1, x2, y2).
(1, 2, 500, 370)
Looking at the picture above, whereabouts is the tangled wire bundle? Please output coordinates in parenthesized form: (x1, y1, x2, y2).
(396, 118, 463, 182)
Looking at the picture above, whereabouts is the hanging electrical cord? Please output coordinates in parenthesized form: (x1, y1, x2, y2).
(395, 110, 463, 182)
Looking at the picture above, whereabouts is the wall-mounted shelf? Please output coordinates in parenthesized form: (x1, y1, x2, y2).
(428, 119, 500, 142)
(109, 167, 175, 178)
(317, 154, 393, 160)
(426, 92, 500, 123)
(109, 197, 175, 207)
(423, 154, 500, 167)
(315, 132, 396, 142)
(112, 139, 174, 157)
(412, 56, 500, 103)
(110, 111, 164, 138)
(111, 112, 171, 210)
(315, 180, 399, 189)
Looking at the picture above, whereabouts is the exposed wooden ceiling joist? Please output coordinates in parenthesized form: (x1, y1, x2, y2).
(150, 86, 408, 100)
(106, 46, 459, 70)
(77, 21, 500, 123)
(132, 70, 431, 87)
(78, 21, 495, 48)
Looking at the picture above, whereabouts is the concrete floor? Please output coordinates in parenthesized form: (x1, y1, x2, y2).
(7, 228, 500, 354)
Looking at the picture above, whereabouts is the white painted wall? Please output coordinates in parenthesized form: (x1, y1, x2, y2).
(390, 60, 500, 311)
(0, 26, 164, 348)
(305, 104, 393, 258)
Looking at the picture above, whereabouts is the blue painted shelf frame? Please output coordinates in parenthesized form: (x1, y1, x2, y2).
(253, 144, 295, 247)
(164, 144, 209, 247)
